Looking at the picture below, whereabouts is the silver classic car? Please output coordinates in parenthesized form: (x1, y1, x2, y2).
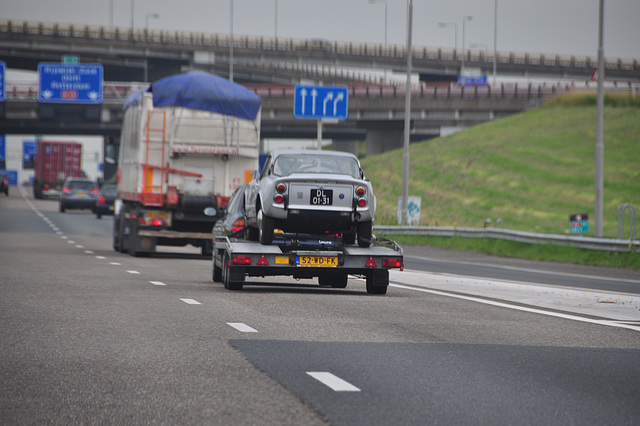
(244, 150, 376, 247)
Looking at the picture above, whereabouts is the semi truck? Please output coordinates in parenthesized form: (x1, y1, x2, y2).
(32, 141, 83, 199)
(112, 71, 262, 256)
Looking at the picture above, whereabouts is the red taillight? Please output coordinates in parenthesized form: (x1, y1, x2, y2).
(382, 258, 402, 268)
(357, 198, 367, 208)
(139, 217, 166, 226)
(232, 255, 252, 265)
(365, 257, 377, 267)
(274, 194, 284, 204)
(90, 188, 99, 195)
(62, 187, 72, 193)
(98, 195, 106, 204)
(355, 186, 366, 197)
(231, 219, 245, 233)
(276, 183, 286, 193)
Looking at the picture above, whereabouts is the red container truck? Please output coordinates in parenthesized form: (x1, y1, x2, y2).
(33, 141, 83, 199)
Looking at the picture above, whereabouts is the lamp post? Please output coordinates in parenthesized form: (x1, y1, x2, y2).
(146, 13, 159, 31)
(368, 0, 388, 82)
(130, 0, 134, 31)
(595, 0, 604, 237)
(460, 15, 472, 85)
(109, 0, 113, 27)
(401, 0, 413, 225)
(493, 0, 498, 86)
(230, 0, 234, 81)
(437, 22, 457, 50)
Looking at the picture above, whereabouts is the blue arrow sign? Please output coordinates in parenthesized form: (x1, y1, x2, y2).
(38, 63, 103, 104)
(294, 85, 348, 120)
(0, 61, 6, 102)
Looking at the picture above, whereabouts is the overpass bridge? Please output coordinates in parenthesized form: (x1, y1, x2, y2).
(2, 20, 639, 84)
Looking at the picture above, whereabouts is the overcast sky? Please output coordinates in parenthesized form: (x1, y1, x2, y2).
(2, 0, 639, 60)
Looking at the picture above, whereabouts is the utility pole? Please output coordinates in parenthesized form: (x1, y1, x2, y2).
(595, 0, 605, 237)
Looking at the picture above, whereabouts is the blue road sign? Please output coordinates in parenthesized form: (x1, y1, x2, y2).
(38, 63, 103, 103)
(0, 61, 6, 101)
(294, 85, 348, 120)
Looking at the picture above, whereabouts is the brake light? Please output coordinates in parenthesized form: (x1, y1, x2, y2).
(62, 187, 72, 193)
(355, 186, 366, 197)
(231, 219, 245, 233)
(357, 198, 367, 208)
(382, 258, 402, 268)
(98, 195, 106, 204)
(232, 255, 252, 265)
(276, 183, 286, 193)
(139, 218, 166, 226)
(274, 194, 284, 204)
(90, 188, 99, 195)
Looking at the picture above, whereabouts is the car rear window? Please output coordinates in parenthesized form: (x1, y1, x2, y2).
(69, 181, 96, 190)
(102, 187, 118, 196)
(273, 155, 360, 178)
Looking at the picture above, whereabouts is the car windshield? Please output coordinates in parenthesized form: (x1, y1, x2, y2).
(272, 154, 360, 178)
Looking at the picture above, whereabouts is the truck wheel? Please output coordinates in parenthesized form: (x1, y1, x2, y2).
(113, 215, 121, 252)
(366, 270, 388, 295)
(357, 221, 373, 248)
(258, 210, 274, 245)
(201, 240, 213, 257)
(222, 253, 243, 291)
(213, 259, 223, 283)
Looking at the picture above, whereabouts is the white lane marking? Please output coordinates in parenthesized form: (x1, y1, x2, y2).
(306, 372, 361, 392)
(56, 231, 63, 235)
(84, 250, 94, 254)
(110, 262, 121, 265)
(227, 322, 258, 333)
(150, 281, 167, 286)
(75, 245, 84, 248)
(180, 298, 201, 305)
(127, 270, 141, 274)
(95, 256, 106, 260)
(61, 236, 68, 239)
(405, 255, 640, 284)
(389, 283, 640, 332)
(67, 240, 75, 244)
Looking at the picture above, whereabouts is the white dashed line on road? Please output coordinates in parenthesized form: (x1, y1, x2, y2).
(227, 322, 258, 333)
(127, 270, 141, 274)
(150, 281, 167, 286)
(306, 372, 361, 392)
(110, 262, 121, 265)
(180, 298, 201, 305)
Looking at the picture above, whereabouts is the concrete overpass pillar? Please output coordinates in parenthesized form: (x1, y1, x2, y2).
(365, 128, 404, 156)
(332, 140, 359, 155)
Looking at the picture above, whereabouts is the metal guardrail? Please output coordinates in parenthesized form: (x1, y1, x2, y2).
(373, 225, 640, 253)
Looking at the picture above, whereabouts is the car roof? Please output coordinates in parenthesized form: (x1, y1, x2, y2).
(270, 150, 358, 160)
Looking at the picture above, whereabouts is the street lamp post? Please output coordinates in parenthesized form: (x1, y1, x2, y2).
(461, 15, 472, 85)
(130, 0, 134, 31)
(493, 0, 498, 86)
(230, 0, 234, 81)
(144, 13, 159, 82)
(274, 0, 278, 40)
(367, 0, 388, 47)
(437, 22, 457, 50)
(595, 0, 605, 237)
(146, 13, 159, 31)
(401, 0, 413, 225)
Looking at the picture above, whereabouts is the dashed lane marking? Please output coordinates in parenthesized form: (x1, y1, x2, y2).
(306, 372, 361, 392)
(180, 298, 201, 305)
(227, 322, 258, 333)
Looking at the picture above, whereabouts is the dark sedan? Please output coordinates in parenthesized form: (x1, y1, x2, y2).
(59, 177, 99, 213)
(95, 184, 117, 219)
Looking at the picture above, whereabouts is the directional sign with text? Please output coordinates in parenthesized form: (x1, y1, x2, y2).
(0, 61, 6, 102)
(38, 63, 103, 104)
(294, 85, 348, 120)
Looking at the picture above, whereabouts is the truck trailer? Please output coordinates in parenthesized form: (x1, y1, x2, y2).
(113, 71, 262, 256)
(33, 141, 83, 199)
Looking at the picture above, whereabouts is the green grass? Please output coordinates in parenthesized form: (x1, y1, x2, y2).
(360, 94, 640, 269)
(362, 94, 640, 237)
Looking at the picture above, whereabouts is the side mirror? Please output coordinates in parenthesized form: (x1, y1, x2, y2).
(204, 207, 217, 217)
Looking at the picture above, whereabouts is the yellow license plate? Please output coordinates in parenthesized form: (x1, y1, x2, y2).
(144, 211, 170, 219)
(77, 192, 87, 197)
(297, 256, 338, 267)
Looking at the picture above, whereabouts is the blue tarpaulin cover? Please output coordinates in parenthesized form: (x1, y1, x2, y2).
(123, 71, 262, 120)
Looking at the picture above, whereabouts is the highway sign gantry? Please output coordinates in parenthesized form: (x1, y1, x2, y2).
(38, 63, 103, 104)
(294, 85, 348, 120)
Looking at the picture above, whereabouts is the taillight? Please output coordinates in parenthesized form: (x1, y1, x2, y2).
(90, 188, 99, 195)
(382, 258, 402, 268)
(274, 194, 284, 204)
(276, 183, 286, 193)
(355, 186, 366, 197)
(231, 219, 245, 233)
(232, 255, 252, 265)
(357, 198, 367, 208)
(98, 195, 106, 204)
(139, 218, 166, 226)
(63, 187, 72, 193)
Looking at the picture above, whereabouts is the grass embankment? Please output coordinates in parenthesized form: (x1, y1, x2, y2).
(361, 94, 640, 269)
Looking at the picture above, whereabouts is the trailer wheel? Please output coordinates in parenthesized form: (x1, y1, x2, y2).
(213, 257, 222, 283)
(201, 240, 213, 257)
(357, 221, 372, 248)
(258, 210, 274, 245)
(113, 214, 121, 252)
(366, 270, 388, 295)
(222, 253, 243, 291)
(319, 272, 348, 289)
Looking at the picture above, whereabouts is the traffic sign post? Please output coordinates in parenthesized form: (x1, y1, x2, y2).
(0, 61, 6, 102)
(569, 213, 590, 234)
(294, 85, 348, 120)
(38, 63, 103, 104)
